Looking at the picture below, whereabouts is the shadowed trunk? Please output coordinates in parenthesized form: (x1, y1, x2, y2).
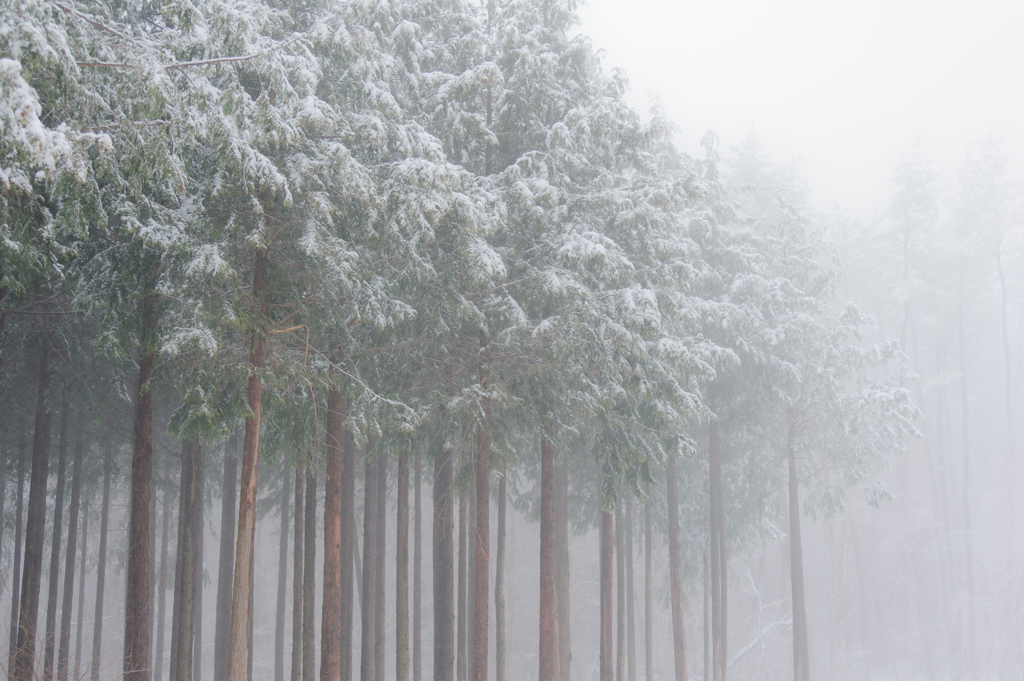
(13, 338, 53, 681)
(172, 438, 201, 681)
(374, 453, 385, 681)
(413, 445, 422, 681)
(472, 387, 490, 681)
(554, 464, 570, 681)
(226, 246, 269, 681)
(616, 498, 625, 681)
(645, 495, 653, 681)
(43, 395, 70, 681)
(495, 474, 506, 681)
(150, 484, 157, 677)
(457, 486, 467, 681)
(788, 440, 810, 681)
(155, 492, 171, 681)
(360, 452, 378, 681)
(277, 474, 291, 681)
(703, 553, 709, 681)
(709, 419, 725, 681)
(467, 483, 475, 681)
(434, 441, 455, 681)
(57, 409, 86, 681)
(90, 452, 112, 681)
(539, 421, 559, 681)
(666, 456, 687, 681)
(74, 499, 89, 681)
(125, 300, 158, 681)
(601, 508, 613, 681)
(626, 501, 637, 681)
(303, 468, 317, 681)
(340, 422, 355, 681)
(215, 430, 239, 681)
(8, 428, 26, 663)
(397, 448, 410, 681)
(292, 466, 305, 681)
(322, 387, 344, 681)
(194, 446, 205, 681)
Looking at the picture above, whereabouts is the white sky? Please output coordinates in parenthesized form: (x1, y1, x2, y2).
(577, 0, 1024, 217)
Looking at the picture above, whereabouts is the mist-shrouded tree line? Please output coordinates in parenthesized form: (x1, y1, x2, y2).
(1, 0, 1019, 680)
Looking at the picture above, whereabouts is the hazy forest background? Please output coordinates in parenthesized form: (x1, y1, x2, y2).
(0, 1, 1021, 681)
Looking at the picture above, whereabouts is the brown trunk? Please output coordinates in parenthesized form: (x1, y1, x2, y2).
(125, 301, 158, 681)
(495, 474, 506, 681)
(600, 509, 613, 681)
(374, 454, 386, 681)
(8, 428, 26, 662)
(292, 466, 305, 681)
(303, 468, 317, 681)
(226, 247, 269, 681)
(215, 430, 239, 681)
(340, 421, 356, 681)
(57, 409, 85, 681)
(74, 499, 89, 681)
(709, 419, 725, 680)
(247, 539, 255, 681)
(626, 501, 637, 681)
(13, 338, 53, 681)
(44, 395, 70, 681)
(788, 443, 810, 681)
(666, 456, 687, 681)
(433, 441, 455, 681)
(194, 445, 205, 681)
(472, 392, 490, 681)
(277, 470, 292, 681)
(413, 445, 422, 681)
(397, 448, 410, 681)
(322, 388, 344, 681)
(155, 492, 171, 681)
(645, 495, 653, 681)
(90, 452, 112, 681)
(616, 499, 625, 681)
(539, 421, 559, 681)
(457, 487, 467, 681)
(173, 438, 201, 681)
(554, 464, 570, 681)
(360, 452, 378, 681)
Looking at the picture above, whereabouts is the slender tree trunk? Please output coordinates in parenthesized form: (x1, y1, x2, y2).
(626, 501, 637, 681)
(788, 442, 810, 681)
(90, 452, 112, 681)
(150, 482, 157, 676)
(665, 456, 687, 681)
(472, 389, 490, 681)
(601, 509, 613, 681)
(958, 278, 978, 680)
(57, 409, 85, 681)
(13, 338, 53, 681)
(360, 453, 378, 681)
(303, 468, 317, 681)
(8, 428, 26, 663)
(434, 441, 455, 681)
(292, 466, 305, 681)
(645, 495, 653, 681)
(413, 445, 422, 681)
(539, 421, 559, 681)
(194, 445, 205, 681)
(170, 447, 187, 681)
(703, 553, 709, 681)
(247, 540, 255, 681)
(397, 448, 410, 681)
(457, 487, 467, 681)
(277, 475, 291, 681)
(374, 454, 385, 681)
(173, 438, 201, 681)
(75, 496, 88, 680)
(215, 430, 239, 680)
(0, 470, 5, 609)
(322, 387, 344, 681)
(44, 395, 70, 681)
(554, 464, 570, 681)
(709, 418, 725, 681)
(616, 498, 625, 681)
(155, 492, 171, 681)
(466, 483, 475, 681)
(340, 422, 355, 681)
(125, 301, 158, 681)
(495, 474, 506, 681)
(226, 247, 269, 681)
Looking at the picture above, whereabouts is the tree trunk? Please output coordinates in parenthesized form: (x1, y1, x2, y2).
(495, 474, 506, 681)
(173, 438, 201, 681)
(226, 247, 269, 681)
(433, 441, 455, 681)
(645, 495, 653, 681)
(703, 552, 709, 681)
(57, 408, 85, 681)
(709, 419, 725, 681)
(788, 443, 810, 681)
(397, 448, 410, 681)
(322, 386, 344, 681)
(601, 509, 613, 681)
(8, 427, 26, 663)
(626, 501, 637, 681)
(13, 338, 53, 681)
(666, 456, 687, 681)
(125, 302, 158, 681)
(194, 444, 205, 681)
(292, 466, 305, 681)
(457, 487, 467, 681)
(303, 468, 317, 681)
(44, 395, 70, 681)
(247, 539, 255, 681)
(472, 392, 490, 681)
(996, 241, 1018, 677)
(340, 420, 356, 681)
(150, 482, 157, 676)
(413, 445, 422, 681)
(75, 500, 89, 681)
(374, 453, 386, 681)
(360, 452, 378, 681)
(616, 498, 625, 681)
(215, 430, 239, 680)
(90, 452, 112, 681)
(277, 474, 291, 681)
(958, 284, 977, 680)
(554, 463, 570, 681)
(466, 482, 475, 681)
(155, 491, 171, 681)
(539, 421, 559, 681)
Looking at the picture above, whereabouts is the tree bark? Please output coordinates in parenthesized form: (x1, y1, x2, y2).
(626, 501, 637, 681)
(433, 441, 455, 681)
(292, 465, 305, 681)
(44, 395, 70, 681)
(666, 456, 687, 681)
(360, 452, 378, 681)
(155, 491, 171, 681)
(397, 448, 410, 681)
(277, 474, 291, 681)
(57, 408, 85, 681)
(472, 393, 490, 681)
(303, 468, 317, 681)
(215, 430, 240, 680)
(413, 445, 422, 681)
(466, 483, 475, 681)
(788, 442, 810, 681)
(539, 421, 559, 681)
(173, 438, 201, 681)
(340, 421, 355, 681)
(226, 246, 269, 681)
(8, 428, 26, 663)
(457, 486, 467, 681)
(322, 387, 344, 681)
(374, 452, 385, 681)
(75, 500, 88, 681)
(495, 474, 506, 681)
(645, 495, 653, 681)
(194, 443, 205, 681)
(958, 284, 978, 680)
(90, 451, 112, 681)
(554, 464, 570, 681)
(13, 338, 53, 681)
(600, 509, 613, 681)
(709, 419, 725, 681)
(616, 498, 625, 681)
(703, 552, 709, 681)
(125, 301, 158, 681)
